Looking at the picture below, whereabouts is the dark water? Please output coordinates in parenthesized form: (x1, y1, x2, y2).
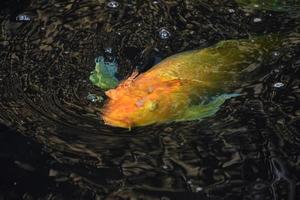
(0, 0, 300, 199)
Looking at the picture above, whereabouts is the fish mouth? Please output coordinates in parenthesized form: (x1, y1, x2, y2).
(102, 115, 132, 129)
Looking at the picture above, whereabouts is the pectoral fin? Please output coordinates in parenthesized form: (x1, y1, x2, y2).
(176, 93, 240, 121)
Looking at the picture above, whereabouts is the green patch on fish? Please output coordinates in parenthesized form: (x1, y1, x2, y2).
(89, 56, 119, 90)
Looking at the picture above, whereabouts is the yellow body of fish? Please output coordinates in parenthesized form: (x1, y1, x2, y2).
(101, 35, 282, 129)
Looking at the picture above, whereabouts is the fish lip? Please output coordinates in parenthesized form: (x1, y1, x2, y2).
(102, 115, 131, 128)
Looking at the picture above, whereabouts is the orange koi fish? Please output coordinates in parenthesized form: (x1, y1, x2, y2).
(101, 35, 282, 129)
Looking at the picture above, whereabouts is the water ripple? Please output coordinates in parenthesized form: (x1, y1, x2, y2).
(0, 0, 300, 199)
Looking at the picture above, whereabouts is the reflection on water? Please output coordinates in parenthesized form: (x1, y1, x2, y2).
(0, 0, 299, 199)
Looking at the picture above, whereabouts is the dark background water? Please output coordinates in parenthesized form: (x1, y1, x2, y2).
(0, 0, 300, 199)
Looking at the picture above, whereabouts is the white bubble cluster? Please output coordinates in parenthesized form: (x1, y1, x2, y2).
(162, 165, 168, 169)
(273, 51, 280, 57)
(273, 82, 285, 88)
(253, 18, 262, 23)
(16, 14, 30, 21)
(87, 93, 103, 102)
(228, 8, 235, 13)
(158, 28, 171, 40)
(107, 1, 119, 8)
(104, 47, 112, 54)
(195, 187, 203, 192)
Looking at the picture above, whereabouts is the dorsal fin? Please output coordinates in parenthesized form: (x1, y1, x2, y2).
(119, 69, 139, 88)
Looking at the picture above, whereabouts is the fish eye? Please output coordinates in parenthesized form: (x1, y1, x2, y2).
(145, 100, 158, 111)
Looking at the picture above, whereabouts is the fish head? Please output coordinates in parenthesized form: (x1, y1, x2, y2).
(101, 78, 184, 128)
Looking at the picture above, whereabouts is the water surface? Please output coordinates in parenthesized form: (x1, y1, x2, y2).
(0, 0, 299, 199)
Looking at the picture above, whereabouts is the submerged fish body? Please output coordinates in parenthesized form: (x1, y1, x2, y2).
(102, 35, 282, 128)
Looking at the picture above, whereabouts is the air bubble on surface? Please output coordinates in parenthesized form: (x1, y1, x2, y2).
(272, 51, 280, 57)
(104, 47, 112, 54)
(162, 165, 168, 169)
(253, 18, 262, 23)
(273, 82, 285, 88)
(16, 14, 31, 21)
(228, 8, 235, 13)
(195, 187, 203, 192)
(107, 1, 119, 9)
(87, 93, 103, 103)
(158, 28, 171, 40)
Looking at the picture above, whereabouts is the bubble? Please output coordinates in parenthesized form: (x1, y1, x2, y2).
(253, 18, 262, 23)
(107, 1, 119, 8)
(228, 8, 235, 13)
(87, 94, 97, 102)
(87, 93, 103, 103)
(16, 14, 31, 21)
(162, 165, 168, 169)
(273, 82, 285, 88)
(104, 47, 112, 54)
(158, 28, 171, 40)
(272, 51, 280, 57)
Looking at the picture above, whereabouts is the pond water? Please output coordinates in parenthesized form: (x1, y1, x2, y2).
(0, 0, 300, 199)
